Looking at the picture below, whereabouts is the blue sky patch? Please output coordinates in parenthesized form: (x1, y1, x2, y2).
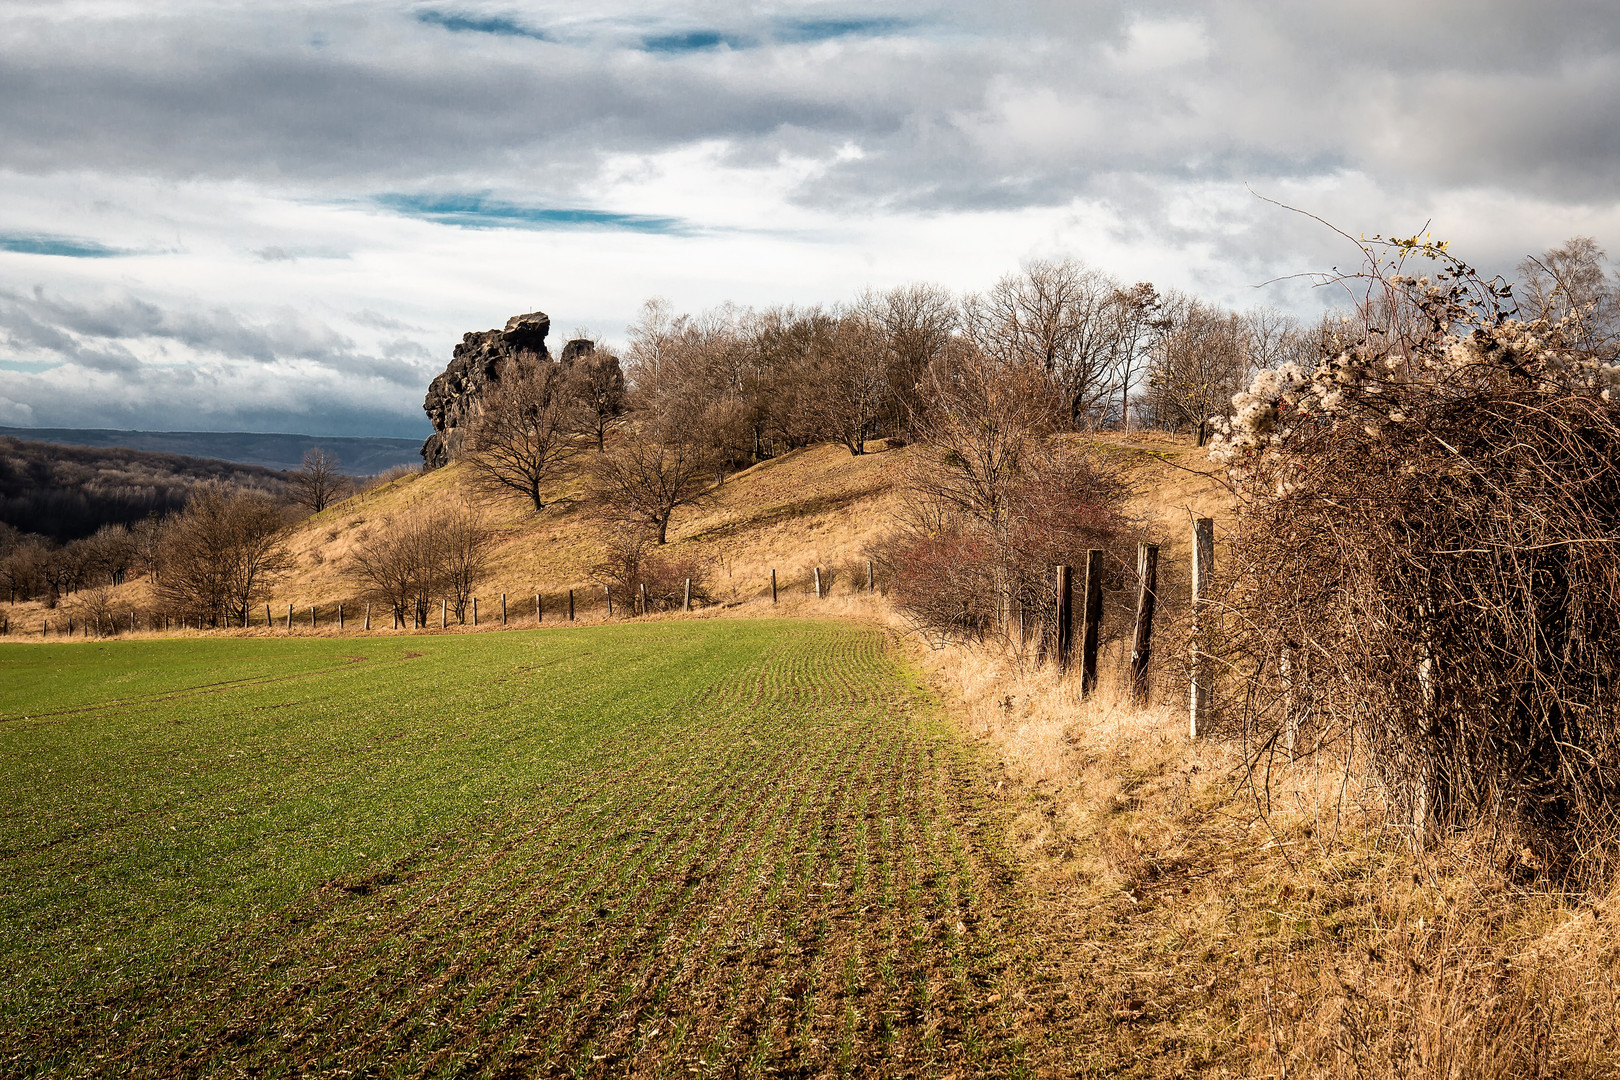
(772, 17, 910, 43)
(375, 194, 687, 234)
(0, 235, 130, 258)
(415, 9, 549, 40)
(642, 29, 751, 53)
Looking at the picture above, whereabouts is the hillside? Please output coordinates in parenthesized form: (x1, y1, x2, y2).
(0, 432, 1225, 629)
(267, 432, 1228, 619)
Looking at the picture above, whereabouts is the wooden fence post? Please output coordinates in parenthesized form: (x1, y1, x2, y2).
(605, 585, 613, 616)
(536, 593, 543, 624)
(472, 597, 478, 626)
(501, 593, 507, 625)
(265, 603, 272, 629)
(639, 583, 648, 615)
(1054, 565, 1073, 674)
(771, 569, 778, 604)
(867, 560, 875, 592)
(286, 603, 293, 630)
(1128, 542, 1160, 704)
(441, 598, 447, 629)
(338, 603, 344, 630)
(1079, 549, 1104, 696)
(1190, 517, 1215, 738)
(365, 603, 371, 631)
(311, 605, 317, 629)
(813, 567, 822, 599)
(568, 589, 575, 621)
(684, 578, 691, 612)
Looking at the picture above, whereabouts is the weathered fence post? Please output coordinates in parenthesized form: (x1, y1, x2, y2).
(1128, 542, 1159, 704)
(441, 598, 447, 629)
(501, 593, 507, 625)
(568, 589, 575, 621)
(311, 605, 317, 629)
(472, 597, 478, 626)
(286, 603, 293, 630)
(265, 603, 271, 629)
(1054, 565, 1073, 674)
(813, 567, 822, 599)
(771, 569, 778, 604)
(364, 603, 371, 631)
(684, 578, 691, 612)
(1190, 517, 1215, 738)
(1079, 549, 1104, 696)
(536, 593, 543, 624)
(605, 585, 613, 616)
(867, 560, 874, 592)
(639, 582, 648, 615)
(338, 603, 344, 630)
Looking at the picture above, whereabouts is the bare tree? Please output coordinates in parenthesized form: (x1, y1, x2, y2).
(803, 311, 893, 455)
(1107, 282, 1168, 432)
(347, 503, 493, 624)
(437, 502, 493, 621)
(871, 283, 958, 435)
(464, 361, 577, 512)
(154, 482, 293, 624)
(586, 422, 714, 544)
(967, 258, 1121, 429)
(562, 342, 628, 451)
(1518, 236, 1619, 351)
(1145, 296, 1254, 440)
(293, 448, 345, 514)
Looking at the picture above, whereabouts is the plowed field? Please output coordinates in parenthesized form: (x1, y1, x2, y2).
(0, 621, 1033, 1077)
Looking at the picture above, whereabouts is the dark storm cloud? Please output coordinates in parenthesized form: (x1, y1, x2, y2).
(0, 1, 1612, 213)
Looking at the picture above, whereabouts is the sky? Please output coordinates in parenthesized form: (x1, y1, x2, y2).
(0, 1, 1617, 438)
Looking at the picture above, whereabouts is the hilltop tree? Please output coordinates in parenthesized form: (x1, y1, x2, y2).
(464, 361, 577, 512)
(293, 448, 344, 513)
(586, 422, 713, 544)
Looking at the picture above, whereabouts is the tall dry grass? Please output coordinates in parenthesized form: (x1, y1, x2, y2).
(913, 636, 1620, 1077)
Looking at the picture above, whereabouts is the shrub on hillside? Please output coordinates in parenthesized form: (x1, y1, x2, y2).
(589, 529, 712, 611)
(877, 344, 1145, 647)
(1211, 237, 1620, 844)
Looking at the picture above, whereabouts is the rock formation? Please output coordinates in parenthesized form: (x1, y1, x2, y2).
(420, 311, 553, 469)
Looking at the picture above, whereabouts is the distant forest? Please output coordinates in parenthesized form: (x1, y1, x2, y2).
(0, 437, 294, 543)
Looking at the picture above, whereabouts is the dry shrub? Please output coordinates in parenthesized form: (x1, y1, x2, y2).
(876, 344, 1147, 648)
(589, 528, 713, 611)
(1211, 239, 1620, 849)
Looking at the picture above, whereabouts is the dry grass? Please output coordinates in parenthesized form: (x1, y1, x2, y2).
(910, 632, 1620, 1077)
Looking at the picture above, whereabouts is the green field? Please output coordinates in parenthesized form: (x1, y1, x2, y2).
(0, 621, 1029, 1077)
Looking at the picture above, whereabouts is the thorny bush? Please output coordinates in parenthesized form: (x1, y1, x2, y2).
(1209, 235, 1620, 849)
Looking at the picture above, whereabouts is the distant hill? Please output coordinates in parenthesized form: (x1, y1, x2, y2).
(0, 436, 294, 543)
(0, 427, 424, 474)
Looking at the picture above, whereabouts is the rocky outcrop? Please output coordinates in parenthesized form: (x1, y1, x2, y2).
(420, 311, 552, 469)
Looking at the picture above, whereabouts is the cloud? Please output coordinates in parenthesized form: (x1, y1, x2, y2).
(373, 193, 689, 234)
(0, 0, 1616, 437)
